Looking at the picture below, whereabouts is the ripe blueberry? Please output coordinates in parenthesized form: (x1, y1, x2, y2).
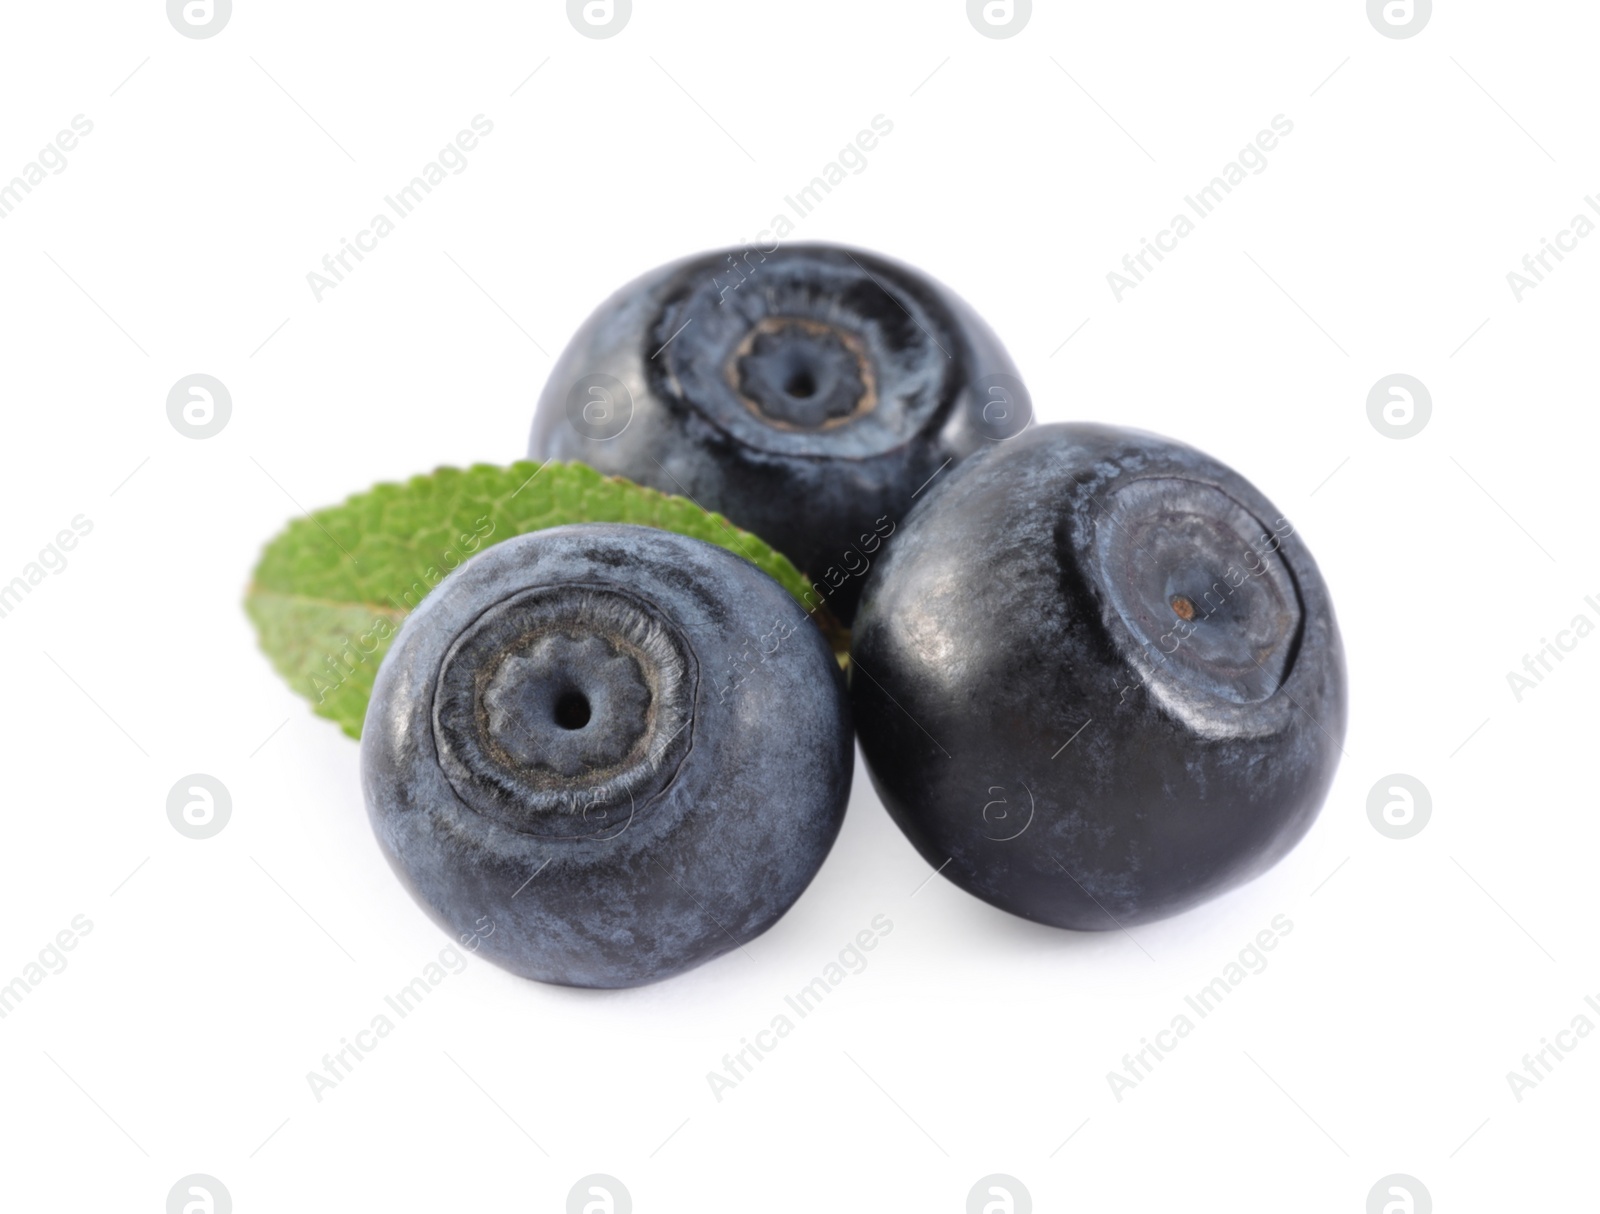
(361, 524, 853, 987)
(850, 423, 1346, 928)
(528, 244, 1027, 621)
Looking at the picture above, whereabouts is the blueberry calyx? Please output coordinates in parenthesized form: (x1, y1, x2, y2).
(483, 633, 649, 776)
(1091, 476, 1302, 709)
(432, 584, 695, 835)
(730, 318, 874, 431)
(649, 247, 956, 461)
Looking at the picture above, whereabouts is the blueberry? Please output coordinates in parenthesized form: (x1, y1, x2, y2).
(528, 244, 1027, 621)
(361, 524, 853, 987)
(850, 424, 1346, 928)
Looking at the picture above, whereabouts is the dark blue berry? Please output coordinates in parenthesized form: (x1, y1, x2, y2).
(851, 424, 1346, 928)
(362, 524, 853, 987)
(528, 244, 1027, 621)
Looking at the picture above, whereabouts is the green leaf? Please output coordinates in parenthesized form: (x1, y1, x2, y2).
(245, 461, 847, 740)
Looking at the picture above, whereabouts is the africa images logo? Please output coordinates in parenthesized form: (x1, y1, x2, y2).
(167, 0, 231, 38)
(967, 0, 1030, 39)
(1367, 0, 1430, 39)
(567, 1174, 631, 1213)
(967, 1174, 1031, 1213)
(568, 0, 630, 39)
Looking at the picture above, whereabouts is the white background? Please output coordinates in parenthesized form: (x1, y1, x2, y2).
(1, 2, 1595, 1210)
